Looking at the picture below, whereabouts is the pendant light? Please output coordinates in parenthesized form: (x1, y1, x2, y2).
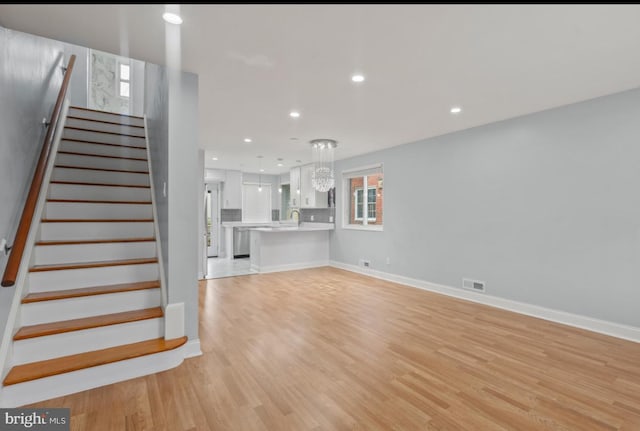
(257, 155, 263, 192)
(309, 139, 338, 192)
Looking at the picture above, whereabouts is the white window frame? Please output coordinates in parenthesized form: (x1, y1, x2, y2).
(342, 163, 383, 231)
(354, 187, 377, 222)
(118, 61, 131, 99)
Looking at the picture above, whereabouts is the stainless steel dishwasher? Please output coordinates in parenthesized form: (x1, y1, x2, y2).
(233, 227, 251, 258)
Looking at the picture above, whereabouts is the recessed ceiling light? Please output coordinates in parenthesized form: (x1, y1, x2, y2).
(244, 138, 252, 143)
(259, 168, 265, 172)
(450, 106, 462, 114)
(351, 74, 365, 83)
(277, 163, 283, 167)
(162, 12, 183, 25)
(289, 111, 300, 118)
(212, 157, 218, 161)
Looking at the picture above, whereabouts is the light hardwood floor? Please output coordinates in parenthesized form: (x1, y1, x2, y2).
(29, 267, 640, 430)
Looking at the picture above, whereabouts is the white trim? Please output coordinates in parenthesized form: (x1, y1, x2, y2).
(0, 99, 70, 383)
(183, 339, 203, 358)
(252, 260, 329, 274)
(341, 225, 384, 232)
(164, 302, 185, 339)
(143, 115, 168, 308)
(341, 163, 383, 175)
(329, 260, 640, 344)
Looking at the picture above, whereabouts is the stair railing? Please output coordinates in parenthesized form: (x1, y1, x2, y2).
(1, 55, 76, 287)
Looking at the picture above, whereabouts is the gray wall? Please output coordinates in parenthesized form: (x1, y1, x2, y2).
(144, 62, 169, 287)
(145, 62, 200, 341)
(331, 88, 640, 328)
(168, 70, 199, 341)
(0, 25, 66, 331)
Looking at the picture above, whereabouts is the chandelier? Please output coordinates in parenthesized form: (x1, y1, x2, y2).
(309, 139, 338, 192)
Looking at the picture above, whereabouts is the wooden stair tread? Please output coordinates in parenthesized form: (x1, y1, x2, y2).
(14, 307, 163, 340)
(64, 125, 145, 139)
(58, 150, 147, 161)
(69, 106, 144, 120)
(66, 115, 145, 128)
(3, 336, 186, 385)
(36, 238, 155, 246)
(29, 257, 157, 272)
(61, 138, 146, 150)
(51, 180, 150, 189)
(47, 199, 152, 205)
(55, 164, 149, 174)
(22, 281, 160, 303)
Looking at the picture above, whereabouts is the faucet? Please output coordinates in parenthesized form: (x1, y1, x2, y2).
(290, 209, 302, 227)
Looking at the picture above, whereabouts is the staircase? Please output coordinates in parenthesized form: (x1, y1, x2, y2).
(1, 107, 187, 407)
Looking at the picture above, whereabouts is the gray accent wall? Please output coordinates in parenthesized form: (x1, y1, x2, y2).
(331, 88, 640, 328)
(0, 26, 65, 332)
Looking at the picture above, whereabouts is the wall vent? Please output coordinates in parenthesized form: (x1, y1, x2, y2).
(463, 278, 485, 293)
(359, 259, 371, 268)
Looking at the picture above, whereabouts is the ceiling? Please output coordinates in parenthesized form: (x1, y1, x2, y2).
(2, 4, 640, 175)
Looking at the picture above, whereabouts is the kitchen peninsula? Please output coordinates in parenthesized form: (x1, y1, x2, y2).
(249, 223, 334, 273)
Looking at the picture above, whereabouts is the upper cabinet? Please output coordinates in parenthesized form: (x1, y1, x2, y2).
(289, 167, 300, 208)
(223, 170, 242, 209)
(300, 164, 328, 208)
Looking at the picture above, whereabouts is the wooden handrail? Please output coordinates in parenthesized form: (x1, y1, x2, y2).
(2, 55, 76, 287)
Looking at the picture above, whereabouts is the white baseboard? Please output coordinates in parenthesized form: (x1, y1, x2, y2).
(330, 260, 640, 344)
(254, 260, 329, 274)
(183, 339, 202, 358)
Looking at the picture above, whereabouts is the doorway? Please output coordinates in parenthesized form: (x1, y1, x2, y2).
(205, 183, 219, 257)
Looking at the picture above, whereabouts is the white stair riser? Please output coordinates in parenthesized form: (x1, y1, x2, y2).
(28, 263, 159, 292)
(39, 221, 154, 241)
(13, 318, 163, 365)
(56, 153, 148, 172)
(60, 140, 148, 160)
(21, 288, 162, 325)
(48, 184, 151, 201)
(0, 346, 185, 408)
(34, 241, 156, 265)
(51, 167, 150, 186)
(44, 202, 152, 220)
(63, 128, 146, 147)
(67, 107, 145, 127)
(65, 118, 145, 137)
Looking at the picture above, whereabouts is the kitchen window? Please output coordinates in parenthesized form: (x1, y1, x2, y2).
(343, 164, 383, 230)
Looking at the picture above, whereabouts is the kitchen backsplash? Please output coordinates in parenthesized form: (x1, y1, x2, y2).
(300, 208, 335, 223)
(220, 208, 242, 222)
(272, 209, 280, 221)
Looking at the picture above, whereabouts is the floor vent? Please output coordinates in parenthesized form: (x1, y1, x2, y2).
(463, 278, 485, 293)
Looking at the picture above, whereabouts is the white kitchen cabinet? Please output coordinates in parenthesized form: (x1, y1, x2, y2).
(289, 167, 301, 208)
(223, 170, 242, 209)
(300, 164, 328, 208)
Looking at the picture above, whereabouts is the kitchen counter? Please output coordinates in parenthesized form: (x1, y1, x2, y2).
(250, 223, 334, 233)
(221, 221, 299, 258)
(249, 223, 333, 273)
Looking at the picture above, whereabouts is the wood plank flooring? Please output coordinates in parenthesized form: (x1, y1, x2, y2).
(27, 267, 640, 430)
